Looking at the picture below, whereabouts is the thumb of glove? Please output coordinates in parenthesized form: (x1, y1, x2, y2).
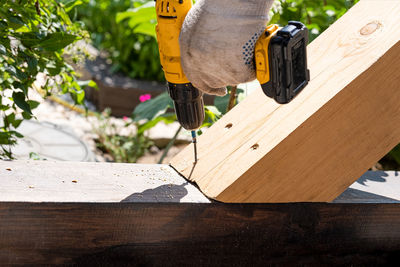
(179, 0, 273, 96)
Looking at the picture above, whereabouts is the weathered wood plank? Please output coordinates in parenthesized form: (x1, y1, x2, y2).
(1, 161, 400, 264)
(0, 160, 210, 203)
(1, 160, 400, 203)
(1, 202, 400, 266)
(170, 0, 400, 202)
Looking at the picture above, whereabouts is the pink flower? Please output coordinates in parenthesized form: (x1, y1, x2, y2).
(123, 116, 129, 121)
(139, 94, 152, 102)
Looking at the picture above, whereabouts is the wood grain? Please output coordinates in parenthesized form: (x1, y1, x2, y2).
(0, 161, 210, 203)
(1, 202, 400, 266)
(170, 0, 400, 202)
(1, 160, 400, 203)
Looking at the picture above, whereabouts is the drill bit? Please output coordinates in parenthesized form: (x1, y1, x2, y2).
(191, 130, 198, 163)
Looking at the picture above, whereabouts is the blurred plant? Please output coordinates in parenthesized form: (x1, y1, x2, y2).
(389, 145, 400, 166)
(377, 144, 400, 171)
(93, 108, 153, 163)
(130, 87, 244, 162)
(76, 0, 164, 81)
(270, 0, 360, 41)
(0, 0, 92, 159)
(139, 93, 152, 103)
(29, 151, 46, 160)
(131, 91, 236, 136)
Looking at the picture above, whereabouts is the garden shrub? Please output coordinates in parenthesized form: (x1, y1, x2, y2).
(0, 0, 91, 159)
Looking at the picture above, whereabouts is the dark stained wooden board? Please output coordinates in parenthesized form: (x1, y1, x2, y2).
(1, 202, 400, 266)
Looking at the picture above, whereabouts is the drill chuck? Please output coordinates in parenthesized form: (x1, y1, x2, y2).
(167, 83, 205, 131)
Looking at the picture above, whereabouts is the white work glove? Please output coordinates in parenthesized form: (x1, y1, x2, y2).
(179, 0, 274, 96)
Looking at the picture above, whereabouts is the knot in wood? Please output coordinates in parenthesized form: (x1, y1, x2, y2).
(360, 21, 382, 36)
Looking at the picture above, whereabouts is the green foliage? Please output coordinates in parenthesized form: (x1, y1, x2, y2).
(93, 109, 153, 163)
(213, 88, 246, 116)
(76, 0, 164, 81)
(116, 1, 157, 38)
(133, 92, 173, 122)
(132, 92, 177, 134)
(0, 0, 91, 159)
(388, 144, 400, 166)
(270, 0, 360, 41)
(132, 88, 243, 136)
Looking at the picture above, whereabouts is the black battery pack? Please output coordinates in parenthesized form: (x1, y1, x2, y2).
(262, 21, 310, 104)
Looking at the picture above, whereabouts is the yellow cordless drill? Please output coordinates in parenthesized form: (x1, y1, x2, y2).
(155, 0, 310, 162)
(155, 0, 203, 162)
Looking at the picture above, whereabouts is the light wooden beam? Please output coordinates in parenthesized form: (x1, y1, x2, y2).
(0, 160, 210, 203)
(1, 160, 400, 203)
(170, 0, 400, 202)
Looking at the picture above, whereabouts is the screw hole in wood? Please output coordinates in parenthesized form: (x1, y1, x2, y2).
(225, 123, 233, 129)
(251, 144, 259, 150)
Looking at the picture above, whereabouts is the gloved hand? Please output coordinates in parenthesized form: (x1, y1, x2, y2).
(179, 0, 274, 96)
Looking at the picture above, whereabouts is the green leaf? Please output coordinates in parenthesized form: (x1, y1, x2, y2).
(37, 32, 78, 51)
(76, 90, 85, 104)
(213, 88, 244, 115)
(134, 23, 157, 38)
(29, 152, 41, 160)
(20, 32, 42, 47)
(4, 113, 15, 128)
(214, 94, 230, 115)
(27, 56, 38, 74)
(0, 20, 7, 30)
(77, 80, 99, 90)
(9, 130, 23, 138)
(6, 66, 17, 77)
(11, 119, 23, 129)
(12, 92, 32, 114)
(64, 0, 85, 12)
(28, 100, 40, 110)
(4, 114, 22, 129)
(137, 113, 176, 134)
(15, 67, 27, 81)
(132, 92, 173, 122)
(0, 44, 6, 55)
(57, 6, 72, 25)
(88, 80, 99, 90)
(0, 132, 13, 145)
(116, 2, 155, 23)
(22, 111, 32, 120)
(12, 82, 28, 95)
(202, 106, 221, 128)
(8, 15, 25, 29)
(117, 3, 157, 38)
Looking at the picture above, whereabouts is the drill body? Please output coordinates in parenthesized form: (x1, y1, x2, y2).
(155, 0, 205, 132)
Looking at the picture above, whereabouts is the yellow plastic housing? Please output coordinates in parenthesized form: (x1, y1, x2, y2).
(255, 24, 280, 85)
(155, 0, 192, 84)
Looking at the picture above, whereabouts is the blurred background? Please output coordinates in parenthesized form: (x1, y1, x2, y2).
(2, 0, 399, 169)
